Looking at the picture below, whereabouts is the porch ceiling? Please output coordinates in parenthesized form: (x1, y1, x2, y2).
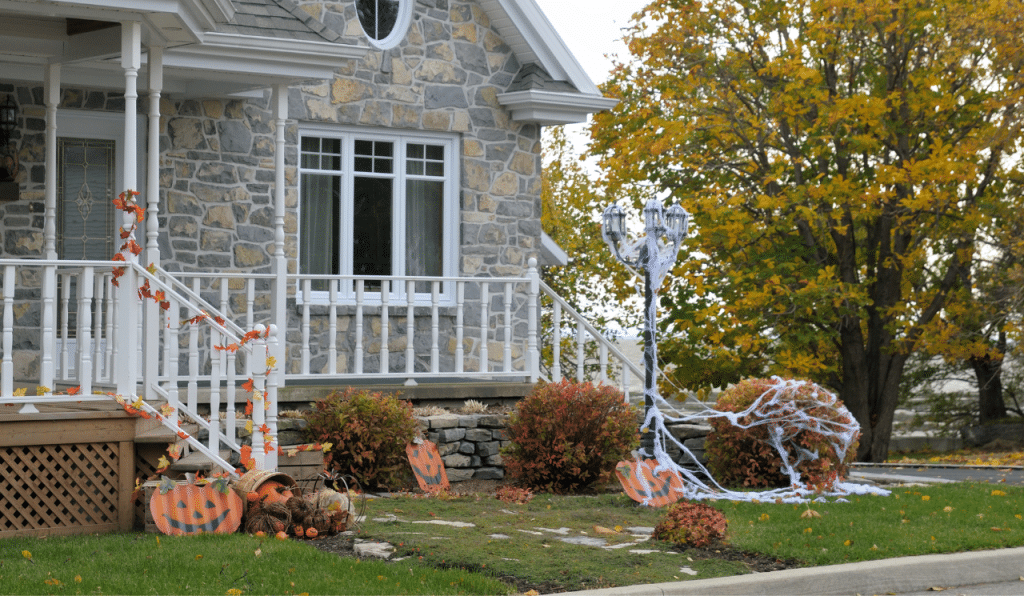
(0, 1, 365, 98)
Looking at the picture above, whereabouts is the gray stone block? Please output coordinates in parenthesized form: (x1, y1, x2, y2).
(458, 442, 475, 455)
(437, 427, 466, 443)
(429, 415, 459, 429)
(457, 415, 479, 428)
(465, 428, 492, 442)
(473, 467, 504, 480)
(446, 468, 474, 482)
(477, 441, 501, 457)
(485, 454, 503, 466)
(442, 454, 471, 468)
(437, 442, 459, 456)
(479, 414, 506, 428)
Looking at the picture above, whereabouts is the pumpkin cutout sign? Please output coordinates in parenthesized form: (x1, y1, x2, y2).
(406, 440, 450, 492)
(150, 477, 243, 535)
(615, 459, 685, 507)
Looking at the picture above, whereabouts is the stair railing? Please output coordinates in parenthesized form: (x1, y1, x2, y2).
(133, 262, 277, 473)
(538, 280, 644, 401)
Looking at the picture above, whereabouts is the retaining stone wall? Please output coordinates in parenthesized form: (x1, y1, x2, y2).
(417, 413, 510, 482)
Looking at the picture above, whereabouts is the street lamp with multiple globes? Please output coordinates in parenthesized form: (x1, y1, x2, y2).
(602, 198, 689, 457)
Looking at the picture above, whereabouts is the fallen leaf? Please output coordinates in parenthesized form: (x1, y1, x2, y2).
(594, 525, 618, 535)
(254, 549, 262, 557)
(801, 509, 822, 519)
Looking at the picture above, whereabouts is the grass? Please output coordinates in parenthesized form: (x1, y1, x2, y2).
(887, 448, 1024, 466)
(357, 482, 1024, 592)
(4, 481, 1023, 594)
(0, 532, 509, 595)
(718, 483, 1024, 565)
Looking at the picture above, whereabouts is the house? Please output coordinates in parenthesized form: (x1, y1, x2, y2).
(0, 0, 640, 537)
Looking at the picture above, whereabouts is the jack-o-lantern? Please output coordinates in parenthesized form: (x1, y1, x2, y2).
(406, 440, 450, 492)
(615, 459, 685, 507)
(150, 478, 243, 536)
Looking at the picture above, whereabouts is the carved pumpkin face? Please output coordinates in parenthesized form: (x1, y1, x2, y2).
(406, 441, 450, 493)
(150, 480, 243, 536)
(615, 459, 685, 508)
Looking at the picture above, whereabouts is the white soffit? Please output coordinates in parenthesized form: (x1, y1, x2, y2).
(497, 89, 619, 125)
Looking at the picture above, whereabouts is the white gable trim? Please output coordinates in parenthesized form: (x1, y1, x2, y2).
(484, 0, 601, 96)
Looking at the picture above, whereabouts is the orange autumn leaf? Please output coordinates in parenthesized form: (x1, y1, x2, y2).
(66, 385, 80, 395)
(259, 424, 271, 434)
(242, 378, 255, 392)
(245, 399, 253, 416)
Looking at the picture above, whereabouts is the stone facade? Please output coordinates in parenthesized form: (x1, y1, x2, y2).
(0, 0, 543, 379)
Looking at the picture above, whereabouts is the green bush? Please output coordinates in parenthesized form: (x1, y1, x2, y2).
(653, 501, 728, 548)
(501, 380, 639, 494)
(302, 388, 418, 490)
(704, 377, 858, 491)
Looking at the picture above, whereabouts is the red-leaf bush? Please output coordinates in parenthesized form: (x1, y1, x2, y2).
(653, 501, 728, 548)
(301, 388, 418, 490)
(501, 380, 639, 494)
(704, 378, 859, 491)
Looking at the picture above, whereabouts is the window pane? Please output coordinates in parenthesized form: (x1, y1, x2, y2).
(301, 136, 341, 171)
(58, 138, 115, 261)
(355, 139, 393, 173)
(300, 173, 341, 291)
(406, 143, 444, 178)
(406, 179, 443, 292)
(353, 176, 393, 280)
(357, 0, 400, 41)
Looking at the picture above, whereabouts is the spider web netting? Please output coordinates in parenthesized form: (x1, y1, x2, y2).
(619, 220, 890, 505)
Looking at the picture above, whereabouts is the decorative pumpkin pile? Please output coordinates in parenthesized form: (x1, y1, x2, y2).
(243, 480, 353, 540)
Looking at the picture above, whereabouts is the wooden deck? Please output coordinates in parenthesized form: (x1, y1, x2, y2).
(0, 404, 139, 538)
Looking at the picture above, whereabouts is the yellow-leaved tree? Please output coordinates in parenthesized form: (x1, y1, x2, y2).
(590, 0, 1024, 461)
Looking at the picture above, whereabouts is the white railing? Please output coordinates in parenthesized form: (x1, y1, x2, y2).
(0, 256, 642, 471)
(538, 280, 644, 401)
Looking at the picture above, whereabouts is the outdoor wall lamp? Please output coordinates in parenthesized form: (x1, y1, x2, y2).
(602, 198, 690, 456)
(0, 96, 16, 148)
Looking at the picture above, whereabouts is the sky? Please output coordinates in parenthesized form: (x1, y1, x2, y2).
(529, 0, 650, 160)
(531, 0, 649, 87)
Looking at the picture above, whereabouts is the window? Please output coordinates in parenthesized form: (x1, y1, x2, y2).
(356, 0, 412, 50)
(299, 128, 457, 302)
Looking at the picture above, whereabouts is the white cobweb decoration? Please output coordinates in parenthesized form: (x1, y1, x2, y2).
(635, 376, 891, 505)
(608, 202, 890, 504)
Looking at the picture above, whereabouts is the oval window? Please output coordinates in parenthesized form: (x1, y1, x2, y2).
(356, 0, 412, 50)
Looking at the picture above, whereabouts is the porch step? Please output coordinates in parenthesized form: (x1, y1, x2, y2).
(169, 450, 236, 474)
(134, 422, 199, 444)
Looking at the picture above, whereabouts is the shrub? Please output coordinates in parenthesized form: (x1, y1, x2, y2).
(704, 377, 859, 491)
(653, 501, 728, 548)
(501, 380, 639, 494)
(302, 388, 418, 490)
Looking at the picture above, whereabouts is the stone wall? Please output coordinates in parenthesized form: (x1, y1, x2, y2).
(418, 412, 510, 482)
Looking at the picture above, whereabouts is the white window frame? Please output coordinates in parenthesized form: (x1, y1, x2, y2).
(357, 0, 414, 50)
(297, 125, 460, 306)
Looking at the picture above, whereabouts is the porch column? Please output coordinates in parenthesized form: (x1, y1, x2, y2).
(270, 84, 288, 396)
(39, 63, 61, 393)
(114, 21, 141, 398)
(143, 46, 163, 401)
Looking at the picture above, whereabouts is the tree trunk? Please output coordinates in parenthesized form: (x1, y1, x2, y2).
(972, 353, 1006, 424)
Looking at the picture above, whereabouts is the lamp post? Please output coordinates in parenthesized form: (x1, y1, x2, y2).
(602, 198, 689, 457)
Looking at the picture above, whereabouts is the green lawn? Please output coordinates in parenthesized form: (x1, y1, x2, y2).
(0, 532, 510, 595)
(3, 482, 1022, 595)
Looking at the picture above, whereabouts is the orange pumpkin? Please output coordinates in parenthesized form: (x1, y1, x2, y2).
(406, 441, 450, 493)
(150, 479, 243, 536)
(305, 527, 318, 539)
(615, 459, 686, 507)
(255, 480, 294, 505)
(275, 531, 288, 540)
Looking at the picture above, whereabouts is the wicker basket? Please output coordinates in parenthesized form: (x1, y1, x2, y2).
(234, 469, 298, 516)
